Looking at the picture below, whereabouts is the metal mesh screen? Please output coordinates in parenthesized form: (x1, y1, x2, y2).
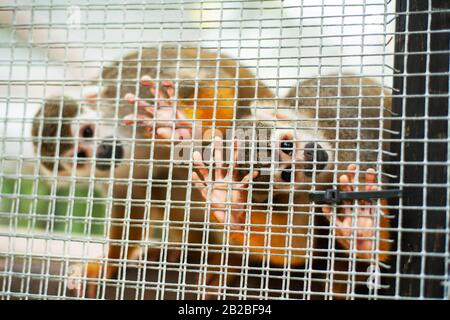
(0, 0, 448, 300)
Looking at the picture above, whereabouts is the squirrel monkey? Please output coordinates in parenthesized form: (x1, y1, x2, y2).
(189, 76, 393, 298)
(32, 46, 273, 298)
(33, 44, 392, 298)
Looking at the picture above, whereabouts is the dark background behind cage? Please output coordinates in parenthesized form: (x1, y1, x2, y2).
(386, 0, 449, 299)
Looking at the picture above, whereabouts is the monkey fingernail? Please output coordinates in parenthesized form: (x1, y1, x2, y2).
(122, 114, 139, 125)
(122, 116, 132, 125)
(156, 127, 174, 140)
(322, 206, 331, 214)
(140, 75, 153, 86)
(124, 93, 136, 103)
(122, 114, 151, 126)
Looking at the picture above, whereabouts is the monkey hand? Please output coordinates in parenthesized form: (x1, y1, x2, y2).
(191, 137, 258, 232)
(122, 75, 194, 141)
(67, 260, 113, 299)
(321, 164, 390, 262)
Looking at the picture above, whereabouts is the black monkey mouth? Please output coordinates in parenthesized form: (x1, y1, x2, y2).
(303, 142, 328, 177)
(95, 159, 122, 171)
(95, 139, 124, 171)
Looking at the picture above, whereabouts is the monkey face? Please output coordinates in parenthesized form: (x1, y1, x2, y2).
(269, 127, 333, 193)
(234, 119, 334, 203)
(63, 108, 127, 176)
(32, 96, 129, 179)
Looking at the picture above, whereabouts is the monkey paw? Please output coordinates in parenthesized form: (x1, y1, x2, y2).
(122, 75, 193, 141)
(191, 137, 258, 232)
(67, 260, 112, 299)
(67, 263, 83, 292)
(321, 164, 389, 261)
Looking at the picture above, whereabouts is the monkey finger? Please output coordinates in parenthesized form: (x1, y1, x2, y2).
(230, 140, 242, 181)
(214, 137, 224, 164)
(355, 168, 379, 209)
(357, 215, 375, 237)
(237, 170, 259, 190)
(338, 173, 356, 218)
(233, 140, 241, 163)
(365, 168, 377, 182)
(122, 113, 153, 126)
(213, 137, 225, 180)
(192, 172, 208, 197)
(146, 82, 168, 103)
(356, 218, 376, 252)
(364, 168, 378, 191)
(154, 111, 192, 138)
(161, 80, 175, 98)
(327, 211, 348, 234)
(212, 210, 226, 224)
(339, 173, 354, 193)
(366, 182, 379, 192)
(275, 111, 290, 120)
(339, 216, 353, 238)
(324, 204, 351, 228)
(124, 93, 154, 111)
(156, 127, 173, 140)
(149, 81, 175, 107)
(321, 205, 332, 215)
(154, 120, 191, 139)
(124, 92, 136, 103)
(140, 75, 153, 86)
(360, 203, 372, 218)
(341, 205, 354, 221)
(345, 163, 357, 186)
(193, 150, 209, 180)
(193, 173, 214, 195)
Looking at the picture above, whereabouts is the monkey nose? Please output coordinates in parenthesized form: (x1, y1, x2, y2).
(304, 142, 328, 176)
(75, 149, 89, 167)
(96, 138, 124, 170)
(304, 142, 328, 162)
(281, 167, 292, 182)
(77, 150, 87, 159)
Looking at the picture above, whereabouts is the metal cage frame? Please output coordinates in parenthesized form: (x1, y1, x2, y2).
(0, 0, 449, 300)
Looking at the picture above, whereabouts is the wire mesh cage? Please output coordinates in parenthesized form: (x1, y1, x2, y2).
(0, 0, 448, 300)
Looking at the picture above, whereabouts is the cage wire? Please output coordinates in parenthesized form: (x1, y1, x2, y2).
(0, 0, 448, 300)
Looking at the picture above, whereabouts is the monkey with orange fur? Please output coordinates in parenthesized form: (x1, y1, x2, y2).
(33, 47, 392, 298)
(115, 74, 393, 298)
(32, 46, 272, 298)
(183, 76, 393, 297)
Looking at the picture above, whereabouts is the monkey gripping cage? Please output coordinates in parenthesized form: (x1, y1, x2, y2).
(0, 1, 448, 300)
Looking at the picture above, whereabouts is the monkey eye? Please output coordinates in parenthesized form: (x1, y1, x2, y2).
(80, 125, 94, 138)
(280, 141, 293, 156)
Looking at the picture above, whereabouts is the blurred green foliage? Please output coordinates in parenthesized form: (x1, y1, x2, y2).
(0, 177, 106, 236)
